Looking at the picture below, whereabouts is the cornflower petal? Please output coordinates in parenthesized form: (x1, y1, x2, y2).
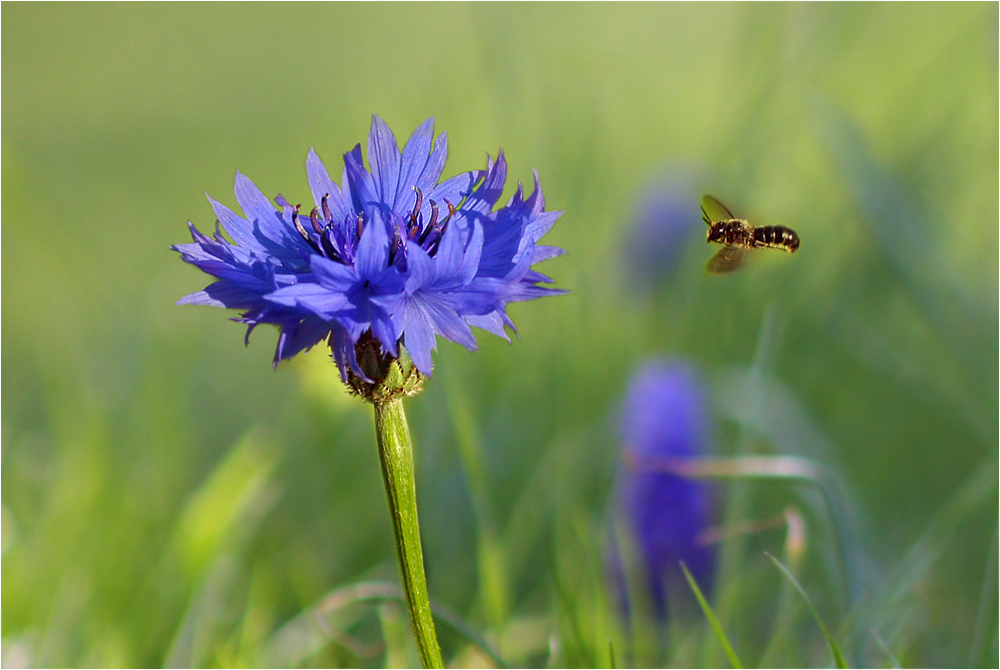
(427, 166, 483, 214)
(208, 195, 266, 254)
(344, 144, 377, 213)
(395, 117, 435, 210)
(234, 172, 286, 245)
(456, 222, 484, 286)
(273, 315, 333, 367)
(417, 131, 449, 193)
(398, 298, 436, 375)
(464, 312, 510, 340)
(532, 244, 567, 264)
(306, 148, 354, 224)
(354, 210, 390, 279)
(328, 322, 368, 383)
(178, 281, 263, 309)
(433, 220, 470, 279)
(370, 306, 400, 358)
(311, 254, 358, 290)
(265, 282, 351, 320)
(462, 150, 507, 216)
(368, 115, 402, 211)
(403, 242, 435, 294)
(174, 223, 270, 291)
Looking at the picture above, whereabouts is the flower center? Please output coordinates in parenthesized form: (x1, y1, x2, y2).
(290, 187, 458, 268)
(289, 193, 362, 266)
(403, 186, 457, 259)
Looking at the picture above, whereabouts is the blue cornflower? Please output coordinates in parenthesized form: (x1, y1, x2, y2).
(623, 170, 703, 291)
(174, 115, 565, 383)
(610, 359, 716, 620)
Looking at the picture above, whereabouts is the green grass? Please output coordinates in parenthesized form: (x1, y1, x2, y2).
(3, 3, 997, 667)
(765, 553, 848, 669)
(682, 562, 743, 669)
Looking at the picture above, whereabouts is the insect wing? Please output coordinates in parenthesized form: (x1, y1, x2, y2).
(706, 245, 748, 273)
(701, 195, 737, 222)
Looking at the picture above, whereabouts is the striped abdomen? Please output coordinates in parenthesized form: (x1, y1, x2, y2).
(753, 225, 799, 252)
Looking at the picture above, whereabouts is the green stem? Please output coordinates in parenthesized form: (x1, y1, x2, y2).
(372, 397, 444, 669)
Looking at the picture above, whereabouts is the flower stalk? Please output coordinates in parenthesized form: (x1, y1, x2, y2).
(372, 396, 443, 669)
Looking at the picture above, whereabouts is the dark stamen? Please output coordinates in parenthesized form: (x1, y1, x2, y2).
(409, 186, 424, 227)
(292, 204, 321, 253)
(321, 193, 332, 221)
(428, 200, 439, 229)
(427, 233, 442, 257)
(291, 204, 308, 239)
(441, 200, 457, 234)
(388, 225, 402, 264)
(417, 221, 435, 246)
(356, 211, 365, 239)
(310, 207, 324, 234)
(320, 231, 342, 262)
(430, 199, 456, 240)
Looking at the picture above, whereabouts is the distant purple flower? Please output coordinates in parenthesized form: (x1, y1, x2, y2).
(623, 171, 703, 290)
(610, 359, 716, 620)
(173, 115, 565, 380)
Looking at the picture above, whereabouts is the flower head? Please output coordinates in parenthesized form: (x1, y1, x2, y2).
(174, 115, 565, 386)
(623, 170, 703, 291)
(610, 358, 716, 620)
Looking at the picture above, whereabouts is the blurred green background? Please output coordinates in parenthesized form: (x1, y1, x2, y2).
(3, 3, 997, 668)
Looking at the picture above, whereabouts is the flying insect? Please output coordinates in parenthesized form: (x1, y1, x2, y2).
(701, 195, 799, 273)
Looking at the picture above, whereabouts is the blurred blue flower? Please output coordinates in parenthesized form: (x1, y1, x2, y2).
(623, 172, 702, 290)
(174, 115, 565, 380)
(611, 358, 716, 620)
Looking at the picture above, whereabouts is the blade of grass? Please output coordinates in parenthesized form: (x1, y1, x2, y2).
(759, 508, 808, 668)
(765, 552, 848, 669)
(680, 562, 743, 669)
(444, 370, 510, 639)
(969, 522, 998, 668)
(379, 601, 418, 669)
(714, 306, 780, 611)
(871, 630, 902, 669)
(852, 461, 997, 657)
(547, 540, 592, 668)
(262, 581, 510, 668)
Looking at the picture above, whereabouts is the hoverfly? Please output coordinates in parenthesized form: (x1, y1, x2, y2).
(701, 195, 799, 273)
